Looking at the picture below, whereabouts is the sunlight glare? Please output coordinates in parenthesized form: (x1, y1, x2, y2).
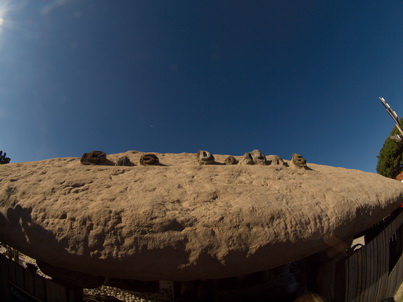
(0, 2, 9, 34)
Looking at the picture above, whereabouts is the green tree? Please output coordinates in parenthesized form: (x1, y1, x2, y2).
(376, 118, 403, 178)
(0, 150, 11, 164)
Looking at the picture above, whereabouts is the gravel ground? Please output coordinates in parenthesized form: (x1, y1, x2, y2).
(84, 286, 153, 302)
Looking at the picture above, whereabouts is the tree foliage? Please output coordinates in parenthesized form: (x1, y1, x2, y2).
(0, 150, 11, 164)
(376, 118, 403, 178)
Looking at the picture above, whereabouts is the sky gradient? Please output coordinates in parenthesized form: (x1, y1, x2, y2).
(1, 1, 403, 173)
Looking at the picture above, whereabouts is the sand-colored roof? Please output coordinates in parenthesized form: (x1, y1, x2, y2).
(0, 151, 402, 281)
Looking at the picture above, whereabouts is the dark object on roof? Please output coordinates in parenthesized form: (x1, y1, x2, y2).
(116, 156, 133, 166)
(140, 154, 159, 166)
(0, 150, 10, 164)
(292, 154, 307, 168)
(250, 149, 267, 165)
(266, 155, 285, 167)
(241, 149, 267, 165)
(241, 152, 254, 165)
(80, 151, 107, 165)
(197, 150, 215, 165)
(224, 156, 238, 165)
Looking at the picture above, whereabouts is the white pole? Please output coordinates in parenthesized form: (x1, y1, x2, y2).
(378, 97, 403, 139)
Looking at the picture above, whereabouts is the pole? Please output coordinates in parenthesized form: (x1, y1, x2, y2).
(378, 97, 403, 142)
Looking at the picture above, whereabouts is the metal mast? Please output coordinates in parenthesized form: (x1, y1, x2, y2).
(378, 97, 403, 142)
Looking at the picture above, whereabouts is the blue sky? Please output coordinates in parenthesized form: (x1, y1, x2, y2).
(1, 1, 403, 173)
